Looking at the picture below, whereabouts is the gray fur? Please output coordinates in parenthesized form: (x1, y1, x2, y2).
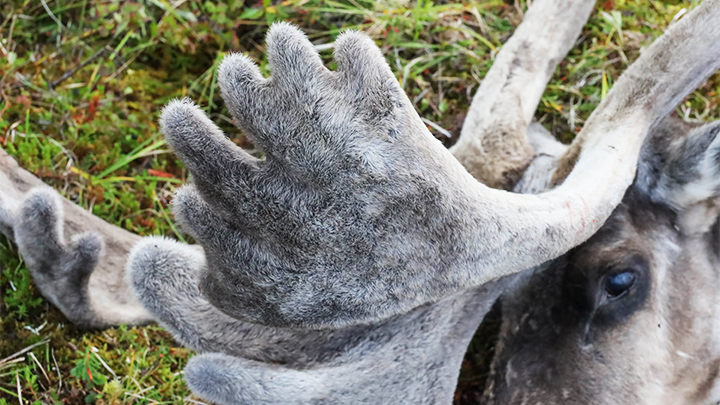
(127, 230, 516, 403)
(180, 277, 513, 404)
(160, 11, 720, 330)
(128, 236, 366, 367)
(158, 25, 535, 329)
(637, 118, 720, 212)
(0, 148, 152, 328)
(160, 25, 498, 328)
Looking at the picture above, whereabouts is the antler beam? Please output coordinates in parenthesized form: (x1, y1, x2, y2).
(552, 1, 720, 185)
(451, 0, 595, 190)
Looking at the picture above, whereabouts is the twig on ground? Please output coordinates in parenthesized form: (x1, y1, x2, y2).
(16, 372, 22, 405)
(27, 352, 51, 387)
(51, 348, 61, 391)
(0, 339, 50, 368)
(50, 47, 106, 88)
(422, 117, 452, 137)
(39, 0, 65, 29)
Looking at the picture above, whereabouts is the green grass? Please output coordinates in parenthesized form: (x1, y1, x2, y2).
(0, 0, 718, 403)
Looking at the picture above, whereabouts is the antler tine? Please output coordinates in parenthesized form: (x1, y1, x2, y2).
(451, 0, 595, 190)
(551, 2, 720, 187)
(177, 281, 510, 405)
(0, 148, 152, 328)
(127, 236, 374, 367)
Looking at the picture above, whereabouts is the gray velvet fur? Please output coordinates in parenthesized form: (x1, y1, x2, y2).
(158, 25, 532, 329)
(160, 25, 485, 328)
(128, 235, 515, 403)
(128, 236, 365, 367)
(157, 8, 720, 330)
(0, 147, 152, 328)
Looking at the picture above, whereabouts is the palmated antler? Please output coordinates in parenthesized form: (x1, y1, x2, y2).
(126, 1, 720, 402)
(141, 11, 720, 329)
(121, 3, 598, 402)
(0, 149, 152, 327)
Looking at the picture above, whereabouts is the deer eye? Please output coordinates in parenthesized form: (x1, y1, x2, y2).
(604, 270, 636, 299)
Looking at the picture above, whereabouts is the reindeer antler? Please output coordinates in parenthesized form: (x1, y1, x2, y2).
(146, 14, 720, 329)
(128, 2, 720, 401)
(451, 0, 595, 190)
(0, 149, 152, 327)
(157, 27, 506, 327)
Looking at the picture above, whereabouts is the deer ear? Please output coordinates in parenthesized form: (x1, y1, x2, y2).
(636, 115, 720, 222)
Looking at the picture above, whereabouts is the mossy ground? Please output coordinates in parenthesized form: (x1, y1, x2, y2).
(0, 0, 717, 403)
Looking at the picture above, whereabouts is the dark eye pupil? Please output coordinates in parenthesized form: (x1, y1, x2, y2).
(605, 271, 636, 298)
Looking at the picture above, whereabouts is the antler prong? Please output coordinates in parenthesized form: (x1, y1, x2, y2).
(0, 148, 152, 328)
(452, 0, 596, 190)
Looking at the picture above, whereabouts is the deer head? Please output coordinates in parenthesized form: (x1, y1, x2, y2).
(1, 0, 719, 403)
(483, 115, 720, 405)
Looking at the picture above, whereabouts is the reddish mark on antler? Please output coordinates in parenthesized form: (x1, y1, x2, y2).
(579, 196, 588, 232)
(568, 195, 588, 235)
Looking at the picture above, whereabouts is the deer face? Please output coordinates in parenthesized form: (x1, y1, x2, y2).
(484, 116, 720, 405)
